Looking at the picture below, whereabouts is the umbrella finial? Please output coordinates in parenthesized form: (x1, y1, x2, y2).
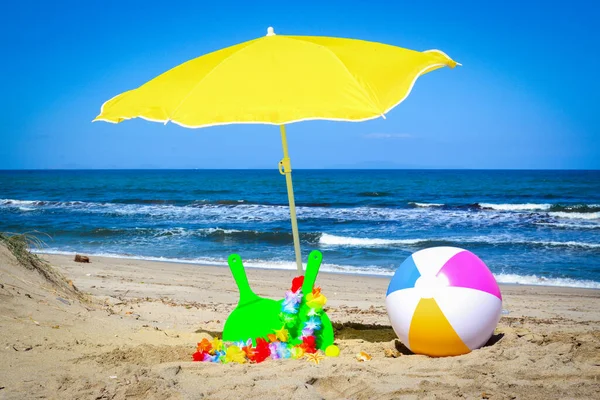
(266, 27, 275, 36)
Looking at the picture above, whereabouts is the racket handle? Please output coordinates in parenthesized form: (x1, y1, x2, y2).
(228, 254, 258, 303)
(301, 250, 323, 294)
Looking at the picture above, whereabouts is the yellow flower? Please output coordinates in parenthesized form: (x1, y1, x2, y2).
(305, 292, 327, 311)
(290, 347, 305, 359)
(224, 346, 246, 364)
(210, 337, 223, 353)
(274, 326, 289, 342)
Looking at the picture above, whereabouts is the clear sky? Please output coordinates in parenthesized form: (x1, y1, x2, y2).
(1, 0, 598, 169)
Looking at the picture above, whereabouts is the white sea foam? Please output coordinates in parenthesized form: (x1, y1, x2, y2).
(2, 197, 599, 234)
(319, 233, 600, 250)
(197, 227, 244, 235)
(319, 233, 425, 247)
(549, 211, 600, 220)
(536, 222, 600, 230)
(1, 199, 39, 206)
(409, 202, 445, 208)
(479, 203, 552, 211)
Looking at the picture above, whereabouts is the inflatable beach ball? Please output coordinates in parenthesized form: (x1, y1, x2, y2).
(386, 247, 502, 357)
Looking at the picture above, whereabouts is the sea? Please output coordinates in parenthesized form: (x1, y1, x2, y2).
(1, 169, 599, 289)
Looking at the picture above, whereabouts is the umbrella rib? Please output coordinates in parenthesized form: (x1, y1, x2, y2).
(281, 36, 384, 116)
(166, 39, 260, 123)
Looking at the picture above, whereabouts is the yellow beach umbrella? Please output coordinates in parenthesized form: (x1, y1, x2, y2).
(94, 27, 459, 273)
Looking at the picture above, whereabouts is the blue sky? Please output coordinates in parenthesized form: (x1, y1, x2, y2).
(1, 0, 598, 169)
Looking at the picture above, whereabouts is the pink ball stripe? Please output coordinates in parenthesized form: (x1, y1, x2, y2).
(437, 251, 502, 300)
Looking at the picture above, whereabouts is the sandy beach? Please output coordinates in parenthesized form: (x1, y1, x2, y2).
(1, 249, 599, 399)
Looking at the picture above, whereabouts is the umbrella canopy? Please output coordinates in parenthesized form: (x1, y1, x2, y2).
(94, 28, 459, 272)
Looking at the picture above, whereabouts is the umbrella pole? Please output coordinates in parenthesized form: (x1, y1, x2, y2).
(278, 124, 303, 274)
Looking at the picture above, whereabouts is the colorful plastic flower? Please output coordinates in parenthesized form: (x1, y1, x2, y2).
(300, 335, 317, 354)
(305, 292, 327, 311)
(267, 333, 278, 343)
(305, 316, 322, 332)
(282, 301, 299, 314)
(210, 337, 223, 353)
(215, 350, 226, 363)
(284, 289, 303, 306)
(301, 327, 314, 337)
(278, 344, 291, 359)
(203, 353, 220, 363)
(269, 341, 291, 359)
(242, 342, 256, 360)
(197, 338, 212, 353)
(192, 351, 205, 362)
(290, 276, 304, 292)
(251, 338, 271, 363)
(224, 345, 246, 364)
(235, 338, 251, 349)
(274, 326, 289, 342)
(290, 346, 305, 359)
(269, 342, 281, 359)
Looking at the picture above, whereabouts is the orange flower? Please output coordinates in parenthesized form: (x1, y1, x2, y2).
(242, 343, 256, 360)
(267, 333, 278, 343)
(196, 338, 212, 353)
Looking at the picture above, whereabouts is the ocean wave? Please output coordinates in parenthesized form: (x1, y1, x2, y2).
(549, 211, 600, 220)
(478, 202, 600, 215)
(408, 202, 445, 208)
(110, 199, 187, 205)
(320, 233, 430, 247)
(524, 240, 600, 249)
(149, 227, 322, 245)
(535, 222, 600, 230)
(319, 233, 600, 250)
(35, 249, 600, 289)
(550, 204, 600, 213)
(479, 203, 552, 211)
(2, 197, 599, 229)
(197, 228, 322, 244)
(0, 199, 87, 207)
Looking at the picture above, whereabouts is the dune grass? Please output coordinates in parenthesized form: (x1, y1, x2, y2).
(0, 231, 87, 302)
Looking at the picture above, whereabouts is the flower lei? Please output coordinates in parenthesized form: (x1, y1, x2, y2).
(192, 276, 330, 364)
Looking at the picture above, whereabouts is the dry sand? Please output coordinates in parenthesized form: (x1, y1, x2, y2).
(1, 249, 599, 399)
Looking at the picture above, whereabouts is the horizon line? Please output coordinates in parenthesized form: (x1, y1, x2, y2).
(1, 168, 599, 172)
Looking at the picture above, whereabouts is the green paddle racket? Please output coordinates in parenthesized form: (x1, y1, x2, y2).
(222, 251, 334, 350)
(291, 250, 335, 350)
(222, 254, 283, 344)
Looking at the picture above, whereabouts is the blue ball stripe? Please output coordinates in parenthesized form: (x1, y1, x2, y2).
(386, 256, 421, 295)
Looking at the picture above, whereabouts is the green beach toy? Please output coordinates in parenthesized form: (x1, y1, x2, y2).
(291, 250, 335, 350)
(222, 250, 334, 350)
(222, 254, 283, 344)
